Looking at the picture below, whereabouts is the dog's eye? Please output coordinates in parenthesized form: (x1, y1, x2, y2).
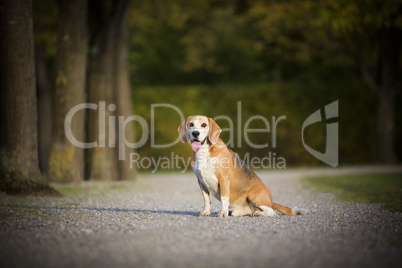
(189, 123, 194, 127)
(201, 123, 207, 128)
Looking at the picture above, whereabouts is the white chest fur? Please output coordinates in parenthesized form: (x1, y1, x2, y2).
(192, 147, 220, 200)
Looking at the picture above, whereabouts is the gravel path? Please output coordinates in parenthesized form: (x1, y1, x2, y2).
(1, 166, 401, 268)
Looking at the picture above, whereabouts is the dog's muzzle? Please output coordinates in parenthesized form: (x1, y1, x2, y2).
(191, 138, 206, 152)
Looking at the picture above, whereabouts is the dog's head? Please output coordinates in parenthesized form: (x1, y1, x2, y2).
(178, 115, 221, 152)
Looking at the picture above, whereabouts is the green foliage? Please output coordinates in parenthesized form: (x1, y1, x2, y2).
(132, 79, 376, 172)
(303, 173, 402, 212)
(128, 0, 266, 85)
(32, 0, 401, 171)
(125, 0, 400, 170)
(127, 0, 402, 85)
(33, 0, 402, 86)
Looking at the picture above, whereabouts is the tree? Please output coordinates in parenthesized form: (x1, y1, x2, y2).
(35, 43, 53, 173)
(242, 0, 401, 164)
(359, 7, 401, 164)
(0, 0, 58, 195)
(113, 10, 136, 180)
(33, 0, 58, 174)
(48, 0, 88, 183)
(86, 0, 129, 180)
(317, 0, 401, 164)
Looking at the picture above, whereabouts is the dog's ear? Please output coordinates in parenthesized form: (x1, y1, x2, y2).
(178, 116, 192, 143)
(208, 117, 221, 144)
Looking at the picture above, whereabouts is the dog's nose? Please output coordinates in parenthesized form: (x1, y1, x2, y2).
(192, 131, 200, 137)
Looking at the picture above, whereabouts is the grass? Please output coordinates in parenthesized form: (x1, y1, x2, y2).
(303, 173, 402, 212)
(52, 181, 147, 196)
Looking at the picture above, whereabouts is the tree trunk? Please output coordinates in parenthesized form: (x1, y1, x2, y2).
(0, 0, 58, 195)
(35, 44, 53, 173)
(113, 11, 136, 180)
(48, 0, 87, 183)
(86, 0, 129, 180)
(376, 26, 400, 164)
(376, 90, 396, 164)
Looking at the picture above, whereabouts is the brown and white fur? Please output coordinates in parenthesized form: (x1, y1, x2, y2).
(178, 115, 308, 217)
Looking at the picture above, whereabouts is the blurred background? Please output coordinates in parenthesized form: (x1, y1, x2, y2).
(32, 0, 401, 179)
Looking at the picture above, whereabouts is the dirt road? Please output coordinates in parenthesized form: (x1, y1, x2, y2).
(1, 166, 401, 268)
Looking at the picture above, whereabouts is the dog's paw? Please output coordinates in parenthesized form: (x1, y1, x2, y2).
(251, 211, 262, 217)
(252, 209, 276, 217)
(199, 210, 211, 216)
(217, 210, 229, 217)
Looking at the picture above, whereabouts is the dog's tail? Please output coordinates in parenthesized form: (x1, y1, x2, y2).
(272, 202, 308, 215)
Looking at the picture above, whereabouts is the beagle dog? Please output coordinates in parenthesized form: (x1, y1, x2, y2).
(178, 115, 307, 217)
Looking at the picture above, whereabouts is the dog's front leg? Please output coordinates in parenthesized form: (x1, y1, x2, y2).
(217, 177, 229, 217)
(197, 180, 211, 216)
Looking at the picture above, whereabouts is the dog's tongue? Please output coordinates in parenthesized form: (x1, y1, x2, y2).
(191, 141, 202, 152)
